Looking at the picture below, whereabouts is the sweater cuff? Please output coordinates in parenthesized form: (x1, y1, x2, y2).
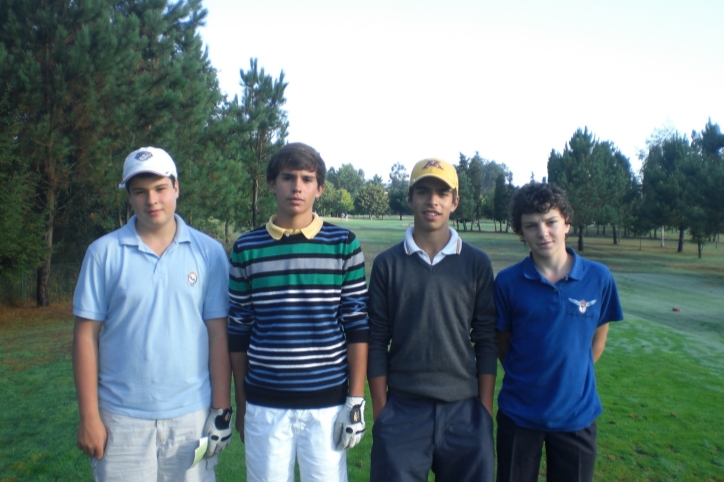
(344, 328, 369, 345)
(476, 352, 498, 376)
(367, 349, 388, 379)
(228, 333, 250, 352)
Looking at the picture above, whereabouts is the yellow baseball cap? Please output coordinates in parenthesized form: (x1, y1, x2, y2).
(409, 158, 458, 190)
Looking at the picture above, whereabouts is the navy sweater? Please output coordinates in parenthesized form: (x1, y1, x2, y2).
(368, 241, 497, 402)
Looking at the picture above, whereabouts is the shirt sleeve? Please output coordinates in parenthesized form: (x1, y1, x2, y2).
(494, 272, 513, 332)
(367, 254, 391, 379)
(471, 252, 498, 376)
(73, 246, 107, 322)
(598, 269, 624, 326)
(227, 243, 255, 352)
(339, 234, 369, 344)
(202, 241, 230, 321)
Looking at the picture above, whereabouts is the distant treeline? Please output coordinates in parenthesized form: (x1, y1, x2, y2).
(1, 0, 722, 307)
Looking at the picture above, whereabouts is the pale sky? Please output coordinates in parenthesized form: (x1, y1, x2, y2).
(199, 0, 724, 185)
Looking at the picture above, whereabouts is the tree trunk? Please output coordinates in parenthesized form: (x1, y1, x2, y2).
(677, 226, 685, 252)
(251, 178, 259, 228)
(578, 225, 585, 251)
(697, 241, 703, 258)
(37, 211, 55, 307)
(612, 225, 618, 245)
(36, 172, 58, 306)
(224, 220, 230, 244)
(660, 226, 665, 247)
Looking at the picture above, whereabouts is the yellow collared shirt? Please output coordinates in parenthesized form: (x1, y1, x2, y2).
(266, 213, 323, 241)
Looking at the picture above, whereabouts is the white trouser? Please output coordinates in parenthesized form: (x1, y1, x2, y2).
(244, 403, 347, 482)
(91, 408, 216, 482)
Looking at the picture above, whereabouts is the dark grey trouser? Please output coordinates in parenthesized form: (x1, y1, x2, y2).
(370, 395, 494, 482)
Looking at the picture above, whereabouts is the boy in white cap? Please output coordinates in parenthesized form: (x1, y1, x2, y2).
(72, 147, 232, 481)
(367, 158, 497, 482)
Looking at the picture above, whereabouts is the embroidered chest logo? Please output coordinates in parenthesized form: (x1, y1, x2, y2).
(569, 298, 596, 313)
(187, 271, 198, 286)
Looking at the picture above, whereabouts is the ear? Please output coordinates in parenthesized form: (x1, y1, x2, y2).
(449, 195, 460, 212)
(315, 183, 324, 199)
(174, 180, 180, 199)
(268, 180, 276, 192)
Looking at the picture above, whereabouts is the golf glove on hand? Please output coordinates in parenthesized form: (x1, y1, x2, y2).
(333, 396, 366, 450)
(204, 407, 233, 457)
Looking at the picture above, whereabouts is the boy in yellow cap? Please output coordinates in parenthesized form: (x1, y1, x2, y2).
(367, 158, 497, 482)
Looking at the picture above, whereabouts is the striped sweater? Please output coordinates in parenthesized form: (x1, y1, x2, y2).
(228, 221, 369, 408)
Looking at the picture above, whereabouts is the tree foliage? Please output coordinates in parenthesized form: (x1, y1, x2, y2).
(492, 174, 515, 232)
(316, 183, 354, 218)
(640, 133, 695, 252)
(335, 164, 365, 199)
(235, 58, 288, 228)
(548, 128, 632, 251)
(388, 162, 411, 220)
(355, 183, 389, 219)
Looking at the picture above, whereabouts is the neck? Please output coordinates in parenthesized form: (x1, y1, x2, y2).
(136, 217, 177, 256)
(412, 227, 451, 261)
(532, 248, 572, 283)
(274, 212, 314, 230)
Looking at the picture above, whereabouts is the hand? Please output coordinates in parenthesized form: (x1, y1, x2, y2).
(77, 416, 107, 459)
(204, 407, 233, 457)
(333, 396, 366, 450)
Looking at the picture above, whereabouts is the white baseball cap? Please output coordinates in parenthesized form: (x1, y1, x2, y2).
(119, 147, 178, 188)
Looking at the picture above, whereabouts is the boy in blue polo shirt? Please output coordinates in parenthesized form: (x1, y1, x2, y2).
(73, 147, 232, 481)
(494, 182, 623, 482)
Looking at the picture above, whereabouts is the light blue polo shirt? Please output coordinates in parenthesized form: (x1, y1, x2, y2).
(495, 248, 623, 432)
(73, 215, 229, 419)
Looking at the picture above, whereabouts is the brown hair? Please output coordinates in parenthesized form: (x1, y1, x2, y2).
(266, 143, 326, 185)
(509, 182, 574, 235)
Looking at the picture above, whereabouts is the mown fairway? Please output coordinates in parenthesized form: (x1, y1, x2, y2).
(1, 218, 723, 481)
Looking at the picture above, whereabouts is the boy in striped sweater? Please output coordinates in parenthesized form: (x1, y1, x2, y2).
(228, 143, 369, 482)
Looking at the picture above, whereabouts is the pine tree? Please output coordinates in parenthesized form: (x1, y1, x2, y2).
(234, 58, 288, 228)
(0, 0, 139, 305)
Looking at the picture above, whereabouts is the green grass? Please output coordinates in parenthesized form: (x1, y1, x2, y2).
(1, 218, 723, 481)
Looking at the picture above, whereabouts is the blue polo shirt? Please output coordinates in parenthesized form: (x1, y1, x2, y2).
(495, 248, 623, 432)
(73, 215, 229, 419)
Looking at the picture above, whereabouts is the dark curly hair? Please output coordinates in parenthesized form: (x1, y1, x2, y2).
(509, 182, 574, 235)
(266, 142, 326, 186)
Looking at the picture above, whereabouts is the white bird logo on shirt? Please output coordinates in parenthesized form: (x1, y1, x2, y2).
(569, 298, 597, 313)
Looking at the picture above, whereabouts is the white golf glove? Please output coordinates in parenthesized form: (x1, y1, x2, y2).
(333, 396, 366, 450)
(203, 407, 233, 457)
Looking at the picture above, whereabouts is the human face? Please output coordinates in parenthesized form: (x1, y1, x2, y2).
(269, 169, 323, 228)
(127, 176, 179, 236)
(408, 178, 459, 235)
(520, 209, 571, 263)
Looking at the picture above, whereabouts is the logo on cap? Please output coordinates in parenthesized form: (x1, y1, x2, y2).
(422, 160, 443, 171)
(135, 151, 153, 162)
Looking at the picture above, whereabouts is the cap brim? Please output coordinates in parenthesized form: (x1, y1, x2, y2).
(118, 169, 172, 188)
